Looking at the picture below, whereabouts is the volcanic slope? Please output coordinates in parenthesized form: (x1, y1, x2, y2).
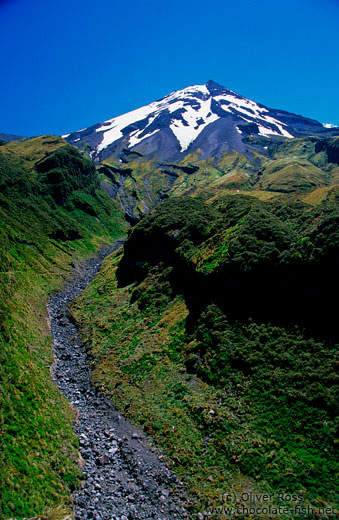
(64, 80, 338, 164)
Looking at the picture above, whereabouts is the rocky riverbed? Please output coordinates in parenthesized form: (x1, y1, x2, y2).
(48, 241, 189, 520)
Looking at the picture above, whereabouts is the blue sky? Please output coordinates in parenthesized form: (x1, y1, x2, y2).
(1, 0, 338, 136)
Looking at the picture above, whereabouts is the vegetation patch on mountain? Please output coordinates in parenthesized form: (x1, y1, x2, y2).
(96, 136, 339, 223)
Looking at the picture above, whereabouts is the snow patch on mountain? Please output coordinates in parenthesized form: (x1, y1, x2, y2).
(213, 93, 294, 139)
(163, 84, 210, 101)
(169, 98, 218, 151)
(62, 128, 87, 139)
(129, 128, 160, 147)
(95, 104, 158, 152)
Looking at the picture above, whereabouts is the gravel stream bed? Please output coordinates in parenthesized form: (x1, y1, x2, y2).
(48, 241, 189, 520)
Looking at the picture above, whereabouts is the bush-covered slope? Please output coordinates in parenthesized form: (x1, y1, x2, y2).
(117, 194, 339, 339)
(71, 193, 338, 518)
(0, 136, 126, 518)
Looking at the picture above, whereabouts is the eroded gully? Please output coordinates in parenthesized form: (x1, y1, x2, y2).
(48, 241, 189, 520)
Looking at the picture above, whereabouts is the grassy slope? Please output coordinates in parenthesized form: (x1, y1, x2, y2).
(71, 194, 338, 519)
(0, 136, 127, 518)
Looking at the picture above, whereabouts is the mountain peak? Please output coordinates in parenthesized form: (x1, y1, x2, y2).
(64, 81, 327, 163)
(205, 79, 223, 89)
(205, 79, 233, 96)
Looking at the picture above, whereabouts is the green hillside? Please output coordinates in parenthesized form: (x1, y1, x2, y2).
(0, 136, 126, 518)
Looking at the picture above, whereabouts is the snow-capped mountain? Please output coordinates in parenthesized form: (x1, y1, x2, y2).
(63, 80, 334, 163)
